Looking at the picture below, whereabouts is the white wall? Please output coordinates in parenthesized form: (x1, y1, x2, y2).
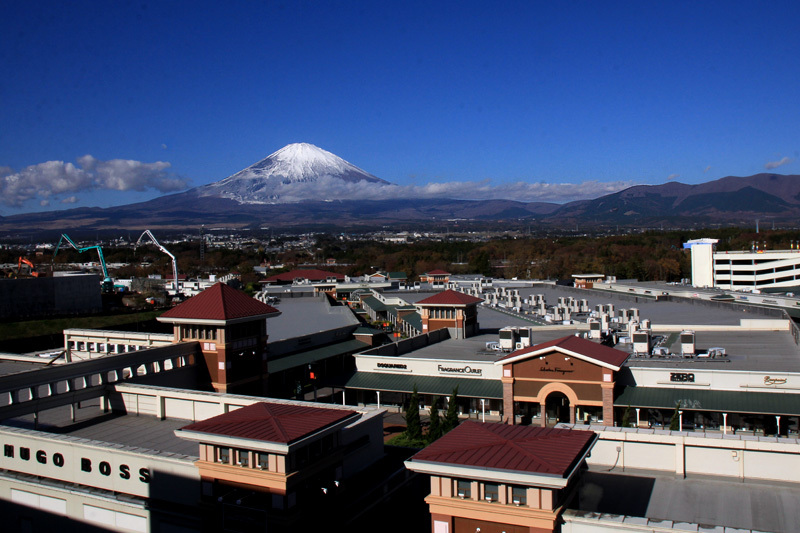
(574, 425, 800, 483)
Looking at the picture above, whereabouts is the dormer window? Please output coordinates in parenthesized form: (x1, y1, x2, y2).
(511, 486, 527, 506)
(257, 453, 269, 470)
(484, 483, 499, 502)
(456, 479, 471, 499)
(237, 449, 249, 467)
(217, 447, 230, 464)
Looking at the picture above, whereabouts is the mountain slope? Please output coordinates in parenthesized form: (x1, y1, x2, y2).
(550, 174, 800, 223)
(198, 143, 389, 204)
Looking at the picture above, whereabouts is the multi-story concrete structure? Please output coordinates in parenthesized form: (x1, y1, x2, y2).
(686, 237, 800, 291)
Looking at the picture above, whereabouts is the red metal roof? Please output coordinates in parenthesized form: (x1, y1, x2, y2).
(409, 421, 595, 476)
(497, 335, 629, 369)
(160, 282, 280, 321)
(424, 269, 451, 276)
(179, 402, 358, 444)
(264, 269, 345, 283)
(416, 290, 483, 306)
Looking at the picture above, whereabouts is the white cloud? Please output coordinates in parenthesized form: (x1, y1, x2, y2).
(0, 156, 190, 207)
(765, 156, 792, 170)
(667, 173, 680, 181)
(704, 165, 712, 173)
(268, 176, 637, 204)
(61, 196, 79, 204)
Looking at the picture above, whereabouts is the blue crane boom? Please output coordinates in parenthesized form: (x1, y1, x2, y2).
(53, 234, 113, 291)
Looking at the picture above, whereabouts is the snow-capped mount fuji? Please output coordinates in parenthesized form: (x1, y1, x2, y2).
(198, 143, 391, 204)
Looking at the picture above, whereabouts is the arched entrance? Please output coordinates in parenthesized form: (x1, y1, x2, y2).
(545, 391, 571, 425)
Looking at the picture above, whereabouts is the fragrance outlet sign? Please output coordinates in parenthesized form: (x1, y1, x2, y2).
(360, 355, 500, 380)
(0, 429, 167, 498)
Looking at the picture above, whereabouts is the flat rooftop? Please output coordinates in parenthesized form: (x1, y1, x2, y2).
(382, 285, 800, 373)
(267, 294, 360, 342)
(3, 399, 199, 458)
(0, 358, 52, 378)
(574, 466, 800, 533)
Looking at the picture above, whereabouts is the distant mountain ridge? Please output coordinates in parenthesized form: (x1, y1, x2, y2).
(1, 142, 799, 235)
(552, 173, 800, 222)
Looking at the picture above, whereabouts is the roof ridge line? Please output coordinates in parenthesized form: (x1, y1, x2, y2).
(265, 404, 291, 442)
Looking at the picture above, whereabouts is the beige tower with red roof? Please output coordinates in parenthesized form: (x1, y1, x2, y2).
(405, 421, 597, 533)
(416, 289, 483, 339)
(175, 400, 369, 530)
(158, 283, 280, 394)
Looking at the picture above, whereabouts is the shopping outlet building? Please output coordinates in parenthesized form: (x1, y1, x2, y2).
(2, 281, 800, 531)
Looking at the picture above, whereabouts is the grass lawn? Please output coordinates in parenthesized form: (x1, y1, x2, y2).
(0, 310, 163, 341)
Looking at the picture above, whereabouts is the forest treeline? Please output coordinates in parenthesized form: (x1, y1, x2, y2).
(14, 227, 800, 285)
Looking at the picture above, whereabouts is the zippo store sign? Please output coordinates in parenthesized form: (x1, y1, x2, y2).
(0, 430, 154, 498)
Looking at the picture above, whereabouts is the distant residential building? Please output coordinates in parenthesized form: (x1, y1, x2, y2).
(262, 269, 345, 286)
(571, 273, 604, 288)
(420, 269, 451, 287)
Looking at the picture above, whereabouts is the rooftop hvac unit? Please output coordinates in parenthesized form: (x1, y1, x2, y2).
(641, 318, 651, 330)
(499, 326, 518, 351)
(681, 330, 696, 356)
(588, 320, 602, 339)
(517, 327, 533, 348)
(633, 331, 651, 355)
(515, 342, 524, 350)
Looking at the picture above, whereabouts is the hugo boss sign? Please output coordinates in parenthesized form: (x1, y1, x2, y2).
(3, 443, 150, 484)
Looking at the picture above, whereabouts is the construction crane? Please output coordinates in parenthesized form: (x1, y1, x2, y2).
(135, 230, 179, 294)
(54, 233, 114, 293)
(16, 257, 41, 277)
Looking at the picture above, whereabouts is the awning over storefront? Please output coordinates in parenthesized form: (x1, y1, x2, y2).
(345, 372, 502, 399)
(268, 339, 370, 373)
(615, 387, 800, 416)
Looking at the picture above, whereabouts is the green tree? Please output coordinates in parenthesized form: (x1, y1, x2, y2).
(404, 385, 423, 441)
(427, 396, 443, 443)
(443, 386, 460, 433)
(621, 405, 632, 428)
(669, 402, 681, 431)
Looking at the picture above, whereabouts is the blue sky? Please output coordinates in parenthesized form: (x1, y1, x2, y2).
(2, 1, 799, 215)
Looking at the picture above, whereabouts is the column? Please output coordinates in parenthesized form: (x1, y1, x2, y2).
(540, 402, 547, 427)
(501, 376, 515, 425)
(601, 383, 615, 426)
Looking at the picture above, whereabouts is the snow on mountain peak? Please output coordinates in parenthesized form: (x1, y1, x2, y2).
(199, 143, 390, 204)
